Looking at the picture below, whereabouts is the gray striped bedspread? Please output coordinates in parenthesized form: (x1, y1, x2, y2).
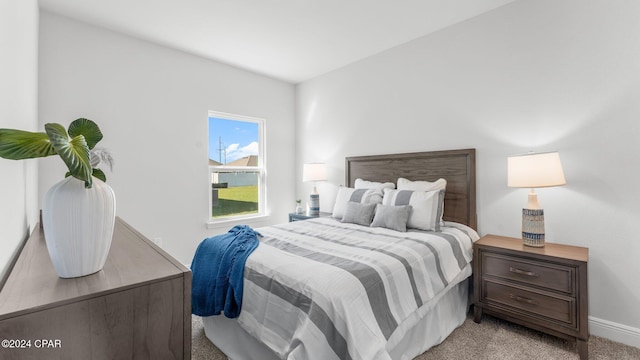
(235, 217, 479, 360)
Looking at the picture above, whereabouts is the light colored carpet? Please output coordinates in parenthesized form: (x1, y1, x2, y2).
(191, 316, 227, 359)
(191, 313, 640, 359)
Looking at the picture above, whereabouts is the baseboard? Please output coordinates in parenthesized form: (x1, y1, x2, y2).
(590, 316, 640, 349)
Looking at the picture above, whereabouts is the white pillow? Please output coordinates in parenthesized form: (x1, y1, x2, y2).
(382, 188, 445, 231)
(354, 178, 395, 190)
(397, 177, 446, 192)
(332, 187, 383, 219)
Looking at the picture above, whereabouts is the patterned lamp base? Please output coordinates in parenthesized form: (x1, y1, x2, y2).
(309, 193, 320, 216)
(522, 208, 545, 247)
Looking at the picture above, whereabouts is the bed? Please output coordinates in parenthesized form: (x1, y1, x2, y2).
(200, 148, 478, 360)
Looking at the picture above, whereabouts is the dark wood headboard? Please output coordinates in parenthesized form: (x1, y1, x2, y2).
(346, 149, 477, 230)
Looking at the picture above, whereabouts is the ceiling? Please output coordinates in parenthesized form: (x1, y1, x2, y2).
(38, 0, 516, 84)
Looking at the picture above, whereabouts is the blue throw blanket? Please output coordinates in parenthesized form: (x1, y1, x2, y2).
(191, 225, 261, 317)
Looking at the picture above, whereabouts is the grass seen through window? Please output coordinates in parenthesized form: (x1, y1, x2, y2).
(212, 185, 258, 218)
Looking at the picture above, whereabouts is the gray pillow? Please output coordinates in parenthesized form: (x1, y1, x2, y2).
(341, 201, 377, 226)
(370, 204, 412, 232)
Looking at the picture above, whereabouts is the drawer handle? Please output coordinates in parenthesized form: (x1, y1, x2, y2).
(510, 294, 537, 305)
(509, 267, 539, 277)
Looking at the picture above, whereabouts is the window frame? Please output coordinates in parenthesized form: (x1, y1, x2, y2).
(207, 110, 267, 224)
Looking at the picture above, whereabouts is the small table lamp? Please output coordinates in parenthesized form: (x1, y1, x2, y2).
(303, 163, 327, 216)
(507, 152, 566, 247)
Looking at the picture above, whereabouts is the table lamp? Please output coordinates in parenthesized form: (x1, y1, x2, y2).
(507, 151, 566, 247)
(303, 163, 327, 216)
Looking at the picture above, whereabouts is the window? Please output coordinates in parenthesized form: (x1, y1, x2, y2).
(208, 111, 265, 221)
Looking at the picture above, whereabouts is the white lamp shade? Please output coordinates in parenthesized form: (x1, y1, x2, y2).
(508, 152, 566, 188)
(303, 163, 327, 182)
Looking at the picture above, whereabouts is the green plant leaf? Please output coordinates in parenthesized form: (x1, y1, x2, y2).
(67, 168, 107, 182)
(45, 123, 93, 187)
(68, 118, 103, 150)
(0, 129, 57, 160)
(92, 168, 107, 182)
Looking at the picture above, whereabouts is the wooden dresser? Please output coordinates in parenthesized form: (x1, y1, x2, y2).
(473, 234, 588, 359)
(0, 217, 191, 360)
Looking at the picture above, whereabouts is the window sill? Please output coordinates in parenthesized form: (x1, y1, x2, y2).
(205, 213, 271, 230)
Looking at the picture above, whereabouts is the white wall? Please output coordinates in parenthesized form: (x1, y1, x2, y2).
(0, 0, 39, 282)
(38, 12, 296, 266)
(297, 0, 640, 346)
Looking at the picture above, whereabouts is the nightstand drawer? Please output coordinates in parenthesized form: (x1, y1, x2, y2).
(483, 253, 574, 294)
(484, 280, 575, 326)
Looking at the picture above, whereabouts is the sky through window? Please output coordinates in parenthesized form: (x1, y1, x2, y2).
(208, 117, 259, 164)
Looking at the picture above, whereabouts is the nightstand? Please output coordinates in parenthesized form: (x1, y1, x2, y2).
(288, 211, 332, 222)
(473, 234, 589, 359)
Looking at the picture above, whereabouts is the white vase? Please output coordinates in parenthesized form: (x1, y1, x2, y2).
(42, 177, 116, 278)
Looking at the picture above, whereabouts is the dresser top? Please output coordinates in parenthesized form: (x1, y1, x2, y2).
(475, 234, 588, 262)
(0, 217, 190, 318)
